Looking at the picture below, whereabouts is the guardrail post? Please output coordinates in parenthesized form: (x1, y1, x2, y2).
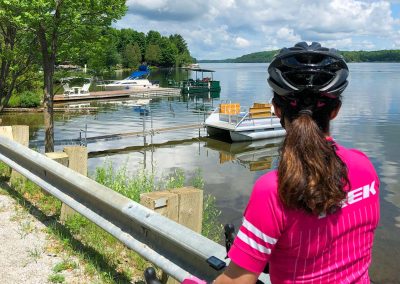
(61, 146, 88, 221)
(170, 187, 203, 233)
(140, 186, 203, 283)
(44, 152, 69, 197)
(45, 146, 87, 222)
(0, 125, 29, 183)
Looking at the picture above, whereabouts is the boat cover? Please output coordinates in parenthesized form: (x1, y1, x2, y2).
(129, 65, 150, 79)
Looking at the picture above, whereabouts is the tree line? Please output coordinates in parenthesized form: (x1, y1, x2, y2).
(199, 50, 400, 63)
(0, 0, 193, 152)
(77, 29, 194, 72)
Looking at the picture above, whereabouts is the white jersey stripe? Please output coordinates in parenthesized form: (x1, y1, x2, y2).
(243, 217, 278, 245)
(237, 230, 271, 254)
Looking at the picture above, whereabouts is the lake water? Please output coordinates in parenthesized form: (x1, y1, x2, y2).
(1, 63, 399, 283)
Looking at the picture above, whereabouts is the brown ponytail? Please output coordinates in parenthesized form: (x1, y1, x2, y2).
(277, 107, 349, 215)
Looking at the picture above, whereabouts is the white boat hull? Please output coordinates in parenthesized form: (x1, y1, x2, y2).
(229, 129, 286, 142)
(205, 111, 286, 142)
(97, 78, 159, 91)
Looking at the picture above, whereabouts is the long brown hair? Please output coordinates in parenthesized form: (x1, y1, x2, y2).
(274, 93, 349, 215)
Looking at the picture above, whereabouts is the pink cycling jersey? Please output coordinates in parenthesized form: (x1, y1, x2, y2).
(228, 142, 380, 284)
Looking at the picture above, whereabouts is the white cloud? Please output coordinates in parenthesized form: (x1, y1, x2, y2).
(126, 0, 167, 10)
(235, 37, 251, 48)
(116, 0, 400, 59)
(276, 27, 301, 42)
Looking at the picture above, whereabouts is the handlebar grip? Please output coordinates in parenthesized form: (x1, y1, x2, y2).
(144, 267, 162, 284)
(224, 223, 236, 256)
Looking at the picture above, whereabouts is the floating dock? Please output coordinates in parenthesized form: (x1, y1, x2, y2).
(53, 87, 181, 103)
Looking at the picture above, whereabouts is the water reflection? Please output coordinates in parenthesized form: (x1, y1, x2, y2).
(204, 137, 281, 171)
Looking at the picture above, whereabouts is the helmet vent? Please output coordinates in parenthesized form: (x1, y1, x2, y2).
(283, 71, 334, 88)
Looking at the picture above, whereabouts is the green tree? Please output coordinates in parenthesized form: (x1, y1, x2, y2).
(146, 30, 162, 45)
(0, 0, 126, 152)
(75, 32, 121, 73)
(145, 44, 161, 66)
(117, 28, 146, 55)
(169, 34, 188, 54)
(0, 5, 39, 111)
(122, 43, 141, 69)
(175, 50, 192, 67)
(159, 38, 178, 67)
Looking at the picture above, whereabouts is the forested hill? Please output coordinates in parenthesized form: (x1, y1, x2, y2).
(199, 50, 400, 63)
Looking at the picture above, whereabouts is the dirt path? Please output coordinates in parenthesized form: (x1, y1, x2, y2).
(0, 192, 94, 283)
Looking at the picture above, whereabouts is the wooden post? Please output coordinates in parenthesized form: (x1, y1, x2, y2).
(170, 187, 203, 233)
(0, 125, 29, 184)
(0, 126, 14, 179)
(44, 152, 69, 197)
(59, 146, 88, 222)
(11, 125, 29, 147)
(45, 152, 69, 167)
(140, 191, 179, 221)
(0, 126, 14, 140)
(140, 186, 203, 284)
(63, 146, 88, 176)
(10, 126, 29, 184)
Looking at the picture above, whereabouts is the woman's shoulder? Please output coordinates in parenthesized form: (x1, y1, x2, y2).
(335, 143, 374, 165)
(252, 170, 279, 198)
(335, 142, 378, 179)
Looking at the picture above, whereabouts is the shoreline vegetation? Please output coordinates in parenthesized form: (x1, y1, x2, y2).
(0, 161, 223, 283)
(198, 49, 400, 63)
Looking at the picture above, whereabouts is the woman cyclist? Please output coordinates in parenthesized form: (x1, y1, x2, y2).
(214, 42, 380, 284)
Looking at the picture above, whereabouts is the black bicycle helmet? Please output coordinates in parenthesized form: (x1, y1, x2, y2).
(267, 42, 349, 98)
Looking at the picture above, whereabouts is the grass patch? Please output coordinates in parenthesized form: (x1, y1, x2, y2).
(53, 259, 78, 273)
(0, 161, 11, 181)
(11, 176, 62, 217)
(27, 246, 42, 263)
(48, 273, 65, 283)
(3, 160, 223, 283)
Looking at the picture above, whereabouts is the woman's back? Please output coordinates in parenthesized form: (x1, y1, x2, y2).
(229, 143, 379, 283)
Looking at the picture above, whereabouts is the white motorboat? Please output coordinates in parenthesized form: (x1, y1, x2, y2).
(204, 102, 286, 142)
(97, 65, 159, 91)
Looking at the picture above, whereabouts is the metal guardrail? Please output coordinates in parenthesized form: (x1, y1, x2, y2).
(0, 136, 226, 282)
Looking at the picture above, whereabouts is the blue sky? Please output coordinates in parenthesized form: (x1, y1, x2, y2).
(115, 0, 400, 60)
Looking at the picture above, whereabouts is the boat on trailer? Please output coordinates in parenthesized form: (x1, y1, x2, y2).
(204, 102, 286, 142)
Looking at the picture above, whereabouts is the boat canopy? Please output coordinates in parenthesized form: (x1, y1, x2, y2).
(128, 65, 150, 79)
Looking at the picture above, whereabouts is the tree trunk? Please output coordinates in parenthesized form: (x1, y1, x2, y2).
(38, 26, 55, 152)
(43, 64, 54, 152)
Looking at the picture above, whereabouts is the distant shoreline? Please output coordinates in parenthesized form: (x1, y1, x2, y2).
(198, 61, 400, 63)
(199, 49, 400, 63)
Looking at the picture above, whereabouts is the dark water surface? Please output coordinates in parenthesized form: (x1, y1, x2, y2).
(1, 63, 399, 283)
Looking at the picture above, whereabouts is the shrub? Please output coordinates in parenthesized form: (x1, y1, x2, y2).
(8, 91, 41, 108)
(19, 91, 41, 107)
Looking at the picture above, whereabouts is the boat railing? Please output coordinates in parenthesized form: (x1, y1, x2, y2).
(235, 105, 277, 127)
(215, 103, 245, 123)
(235, 110, 250, 127)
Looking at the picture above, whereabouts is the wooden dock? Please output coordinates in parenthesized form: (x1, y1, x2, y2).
(29, 123, 205, 148)
(53, 87, 181, 103)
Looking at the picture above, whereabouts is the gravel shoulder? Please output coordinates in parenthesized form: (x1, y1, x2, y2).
(0, 190, 94, 284)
